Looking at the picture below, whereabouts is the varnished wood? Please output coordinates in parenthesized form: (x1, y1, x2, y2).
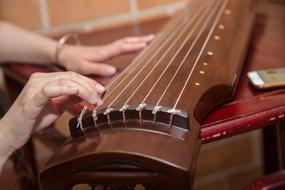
(242, 170, 285, 190)
(39, 0, 256, 189)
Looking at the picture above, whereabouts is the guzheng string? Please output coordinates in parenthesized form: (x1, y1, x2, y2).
(115, 0, 229, 126)
(104, 0, 205, 111)
(84, 7, 197, 128)
(77, 0, 230, 129)
(100, 0, 199, 107)
(103, 9, 188, 93)
(85, 8, 197, 128)
(102, 0, 199, 97)
(172, 0, 230, 111)
(154, 0, 224, 109)
(158, 0, 230, 126)
(123, 0, 216, 110)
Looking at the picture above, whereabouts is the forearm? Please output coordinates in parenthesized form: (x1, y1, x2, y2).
(0, 119, 17, 172)
(0, 21, 56, 64)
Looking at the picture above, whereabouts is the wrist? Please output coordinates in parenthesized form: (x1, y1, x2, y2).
(54, 34, 81, 67)
(55, 44, 70, 68)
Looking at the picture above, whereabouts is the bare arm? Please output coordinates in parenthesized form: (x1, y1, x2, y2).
(0, 21, 154, 76)
(0, 21, 56, 64)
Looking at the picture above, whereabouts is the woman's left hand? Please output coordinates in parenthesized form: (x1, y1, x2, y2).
(57, 35, 155, 76)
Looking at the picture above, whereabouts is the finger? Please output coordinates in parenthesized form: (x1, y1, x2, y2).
(93, 35, 154, 61)
(42, 84, 101, 105)
(123, 34, 155, 44)
(80, 61, 116, 76)
(52, 78, 102, 104)
(120, 42, 148, 52)
(33, 79, 102, 107)
(101, 35, 154, 57)
(30, 71, 105, 94)
(73, 72, 106, 94)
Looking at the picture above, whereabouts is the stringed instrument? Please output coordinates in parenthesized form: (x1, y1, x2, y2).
(40, 0, 256, 189)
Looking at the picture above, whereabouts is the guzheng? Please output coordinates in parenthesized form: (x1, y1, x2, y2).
(40, 0, 256, 189)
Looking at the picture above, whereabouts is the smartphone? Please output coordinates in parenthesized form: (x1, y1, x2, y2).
(247, 67, 285, 89)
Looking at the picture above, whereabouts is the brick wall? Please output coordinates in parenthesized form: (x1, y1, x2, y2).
(0, 0, 187, 33)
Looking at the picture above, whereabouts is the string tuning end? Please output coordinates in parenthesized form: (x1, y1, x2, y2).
(119, 105, 129, 124)
(136, 103, 147, 125)
(152, 105, 162, 124)
(104, 107, 114, 126)
(92, 109, 98, 128)
(167, 108, 181, 128)
(77, 106, 88, 133)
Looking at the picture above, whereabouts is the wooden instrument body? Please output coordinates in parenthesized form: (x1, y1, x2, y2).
(40, 0, 255, 189)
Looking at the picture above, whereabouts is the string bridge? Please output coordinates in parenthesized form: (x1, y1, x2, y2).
(69, 105, 189, 137)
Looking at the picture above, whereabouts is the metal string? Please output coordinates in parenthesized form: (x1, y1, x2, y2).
(77, 0, 229, 128)
(89, 2, 199, 126)
(122, 1, 209, 108)
(172, 0, 230, 111)
(104, 0, 203, 110)
(154, 0, 224, 110)
(130, 0, 216, 110)
(101, 1, 198, 104)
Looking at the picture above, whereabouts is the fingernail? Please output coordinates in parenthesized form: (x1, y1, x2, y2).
(107, 66, 116, 75)
(90, 96, 99, 104)
(96, 84, 105, 93)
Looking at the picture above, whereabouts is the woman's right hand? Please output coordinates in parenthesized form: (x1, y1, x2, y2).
(0, 71, 104, 160)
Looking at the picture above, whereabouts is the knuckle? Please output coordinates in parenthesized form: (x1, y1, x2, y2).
(41, 86, 49, 97)
(67, 71, 78, 78)
(57, 78, 67, 86)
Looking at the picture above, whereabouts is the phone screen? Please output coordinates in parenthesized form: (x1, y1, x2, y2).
(248, 68, 285, 89)
(257, 68, 285, 83)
